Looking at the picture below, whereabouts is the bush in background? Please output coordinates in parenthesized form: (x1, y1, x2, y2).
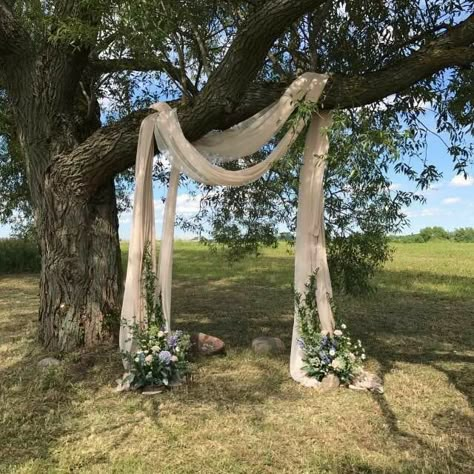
(452, 227, 474, 243)
(419, 226, 450, 242)
(0, 238, 41, 273)
(391, 226, 474, 243)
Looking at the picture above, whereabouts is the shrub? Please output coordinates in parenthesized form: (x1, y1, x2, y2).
(452, 227, 474, 243)
(0, 238, 40, 273)
(328, 232, 392, 294)
(419, 226, 449, 242)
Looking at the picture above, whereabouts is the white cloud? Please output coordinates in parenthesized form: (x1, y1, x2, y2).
(154, 193, 202, 221)
(176, 193, 201, 215)
(389, 183, 401, 191)
(450, 175, 474, 187)
(442, 197, 461, 205)
(404, 207, 441, 218)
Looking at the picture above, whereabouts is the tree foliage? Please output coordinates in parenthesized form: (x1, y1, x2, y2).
(1, 0, 473, 286)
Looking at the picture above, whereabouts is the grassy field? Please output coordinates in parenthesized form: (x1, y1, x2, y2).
(0, 242, 473, 473)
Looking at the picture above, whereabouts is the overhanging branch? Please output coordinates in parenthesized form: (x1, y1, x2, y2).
(61, 11, 474, 195)
(0, 1, 30, 60)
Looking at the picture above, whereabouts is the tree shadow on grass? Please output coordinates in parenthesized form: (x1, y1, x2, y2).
(1, 261, 473, 472)
(171, 264, 474, 470)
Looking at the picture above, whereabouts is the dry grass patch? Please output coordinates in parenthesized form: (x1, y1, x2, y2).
(0, 242, 473, 473)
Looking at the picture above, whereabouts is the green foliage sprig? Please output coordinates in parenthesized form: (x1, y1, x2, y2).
(142, 242, 164, 328)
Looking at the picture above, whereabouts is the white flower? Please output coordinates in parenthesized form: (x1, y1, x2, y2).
(361, 354, 366, 360)
(145, 354, 153, 364)
(175, 347, 180, 353)
(331, 357, 345, 370)
(171, 355, 178, 363)
(348, 352, 356, 362)
(134, 357, 139, 363)
(158, 331, 165, 337)
(357, 339, 362, 346)
(348, 341, 351, 346)
(341, 324, 347, 330)
(334, 329, 343, 337)
(151, 345, 160, 353)
(329, 348, 336, 356)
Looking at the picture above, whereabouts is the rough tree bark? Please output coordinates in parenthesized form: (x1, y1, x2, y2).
(1, 0, 123, 351)
(1, 0, 473, 351)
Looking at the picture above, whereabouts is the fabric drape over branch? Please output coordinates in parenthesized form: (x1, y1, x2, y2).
(120, 72, 335, 385)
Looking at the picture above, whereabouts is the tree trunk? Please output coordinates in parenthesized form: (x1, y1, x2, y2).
(37, 175, 122, 351)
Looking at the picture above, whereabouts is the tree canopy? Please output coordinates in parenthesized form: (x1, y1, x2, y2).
(0, 0, 473, 348)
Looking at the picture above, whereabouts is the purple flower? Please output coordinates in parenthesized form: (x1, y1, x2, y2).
(158, 350, 172, 364)
(167, 335, 178, 348)
(319, 352, 331, 365)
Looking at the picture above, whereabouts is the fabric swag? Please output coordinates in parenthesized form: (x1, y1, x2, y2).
(120, 72, 335, 386)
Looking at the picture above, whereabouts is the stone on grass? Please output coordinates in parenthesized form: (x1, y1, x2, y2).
(37, 357, 61, 368)
(191, 333, 225, 356)
(349, 370, 384, 394)
(251, 336, 285, 355)
(320, 373, 340, 391)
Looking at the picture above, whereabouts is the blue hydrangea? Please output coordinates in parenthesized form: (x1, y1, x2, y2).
(158, 350, 172, 364)
(318, 351, 331, 365)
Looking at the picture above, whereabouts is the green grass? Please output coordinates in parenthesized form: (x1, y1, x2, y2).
(0, 241, 473, 473)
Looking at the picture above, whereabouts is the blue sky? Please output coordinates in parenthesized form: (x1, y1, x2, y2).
(0, 110, 472, 240)
(385, 110, 474, 234)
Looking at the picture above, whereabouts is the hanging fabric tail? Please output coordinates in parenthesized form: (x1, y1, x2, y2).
(158, 165, 180, 331)
(119, 115, 157, 359)
(290, 111, 334, 386)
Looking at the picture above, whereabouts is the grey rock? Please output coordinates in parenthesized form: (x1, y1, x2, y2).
(349, 370, 384, 394)
(37, 357, 61, 368)
(252, 336, 285, 355)
(320, 373, 340, 391)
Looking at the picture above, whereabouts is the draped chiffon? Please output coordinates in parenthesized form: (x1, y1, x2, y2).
(120, 72, 335, 385)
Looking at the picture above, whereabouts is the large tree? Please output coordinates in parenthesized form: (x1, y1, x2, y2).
(0, 0, 473, 351)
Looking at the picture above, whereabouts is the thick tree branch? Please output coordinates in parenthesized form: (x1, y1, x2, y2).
(323, 15, 474, 109)
(61, 11, 474, 195)
(0, 1, 30, 60)
(185, 0, 327, 138)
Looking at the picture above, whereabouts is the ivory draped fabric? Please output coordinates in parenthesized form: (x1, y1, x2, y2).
(290, 112, 334, 386)
(120, 72, 335, 385)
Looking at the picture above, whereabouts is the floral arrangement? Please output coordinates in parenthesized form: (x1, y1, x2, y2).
(123, 243, 191, 389)
(296, 273, 365, 384)
(127, 325, 191, 388)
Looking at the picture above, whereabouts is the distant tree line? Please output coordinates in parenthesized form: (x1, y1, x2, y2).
(390, 227, 474, 243)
